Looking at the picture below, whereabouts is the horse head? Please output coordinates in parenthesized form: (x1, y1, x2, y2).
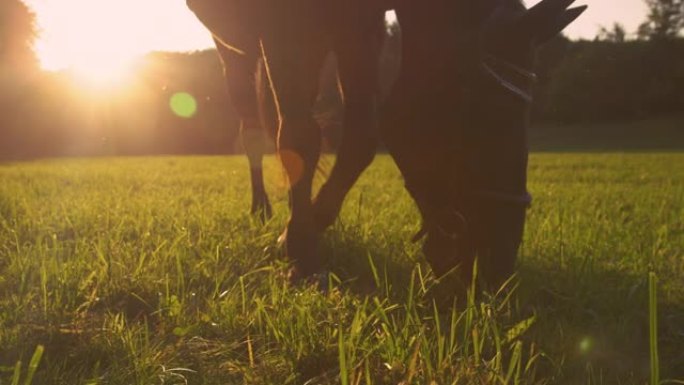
(386, 0, 586, 289)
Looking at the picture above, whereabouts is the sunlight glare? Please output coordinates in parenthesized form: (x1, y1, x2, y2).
(26, 0, 214, 86)
(32, 1, 146, 77)
(70, 55, 136, 90)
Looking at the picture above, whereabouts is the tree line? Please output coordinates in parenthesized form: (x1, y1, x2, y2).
(1, 0, 683, 160)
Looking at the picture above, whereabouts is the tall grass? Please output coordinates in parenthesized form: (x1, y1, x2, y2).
(5, 345, 44, 385)
(0, 154, 682, 384)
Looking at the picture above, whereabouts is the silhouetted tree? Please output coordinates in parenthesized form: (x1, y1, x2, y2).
(638, 0, 683, 40)
(0, 0, 37, 69)
(540, 39, 684, 123)
(597, 23, 627, 42)
(1, 0, 39, 160)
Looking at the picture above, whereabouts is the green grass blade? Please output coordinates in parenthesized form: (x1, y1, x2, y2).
(339, 325, 349, 385)
(649, 272, 659, 385)
(23, 345, 44, 385)
(11, 360, 21, 385)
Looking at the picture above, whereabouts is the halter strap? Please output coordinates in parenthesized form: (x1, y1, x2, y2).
(481, 54, 538, 103)
(406, 180, 532, 243)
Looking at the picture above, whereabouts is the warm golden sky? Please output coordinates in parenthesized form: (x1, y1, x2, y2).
(25, 0, 647, 73)
(26, 0, 214, 72)
(555, 0, 647, 39)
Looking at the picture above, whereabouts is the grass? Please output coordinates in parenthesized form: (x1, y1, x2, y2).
(0, 153, 682, 384)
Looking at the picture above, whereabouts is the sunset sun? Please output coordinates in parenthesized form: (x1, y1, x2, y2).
(26, 0, 215, 86)
(31, 1, 145, 85)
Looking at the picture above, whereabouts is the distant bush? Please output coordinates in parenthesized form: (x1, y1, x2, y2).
(2, 35, 684, 160)
(0, 51, 243, 160)
(536, 38, 684, 124)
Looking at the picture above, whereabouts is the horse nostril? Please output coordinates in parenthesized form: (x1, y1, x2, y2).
(423, 231, 463, 275)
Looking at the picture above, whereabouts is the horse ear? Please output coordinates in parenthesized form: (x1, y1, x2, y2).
(524, 0, 577, 23)
(518, 0, 587, 45)
(534, 6, 587, 44)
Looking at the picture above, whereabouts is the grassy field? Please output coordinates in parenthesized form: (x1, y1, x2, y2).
(0, 153, 683, 384)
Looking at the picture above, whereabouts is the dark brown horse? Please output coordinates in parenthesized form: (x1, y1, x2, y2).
(383, 0, 586, 288)
(186, 0, 387, 279)
(187, 0, 585, 288)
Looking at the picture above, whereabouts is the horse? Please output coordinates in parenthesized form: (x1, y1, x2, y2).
(382, 0, 586, 289)
(186, 0, 585, 288)
(186, 0, 388, 280)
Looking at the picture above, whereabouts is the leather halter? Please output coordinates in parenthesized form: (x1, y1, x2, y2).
(409, 184, 532, 243)
(475, 53, 535, 205)
(409, 53, 535, 243)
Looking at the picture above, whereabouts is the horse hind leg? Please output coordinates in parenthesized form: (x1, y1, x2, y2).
(215, 39, 273, 221)
(312, 17, 384, 231)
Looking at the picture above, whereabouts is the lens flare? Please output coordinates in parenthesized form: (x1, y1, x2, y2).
(170, 92, 198, 119)
(579, 337, 593, 354)
(279, 150, 304, 186)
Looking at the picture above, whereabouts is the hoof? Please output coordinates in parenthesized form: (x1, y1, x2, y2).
(280, 220, 323, 279)
(251, 200, 273, 222)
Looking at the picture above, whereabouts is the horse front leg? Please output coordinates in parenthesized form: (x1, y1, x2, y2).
(260, 35, 328, 280)
(312, 17, 384, 232)
(215, 39, 273, 220)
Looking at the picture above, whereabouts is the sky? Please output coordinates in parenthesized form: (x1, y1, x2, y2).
(545, 0, 648, 39)
(24, 0, 648, 72)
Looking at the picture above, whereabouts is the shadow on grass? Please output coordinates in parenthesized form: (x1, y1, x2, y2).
(318, 228, 416, 300)
(516, 262, 684, 383)
(318, 230, 684, 384)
